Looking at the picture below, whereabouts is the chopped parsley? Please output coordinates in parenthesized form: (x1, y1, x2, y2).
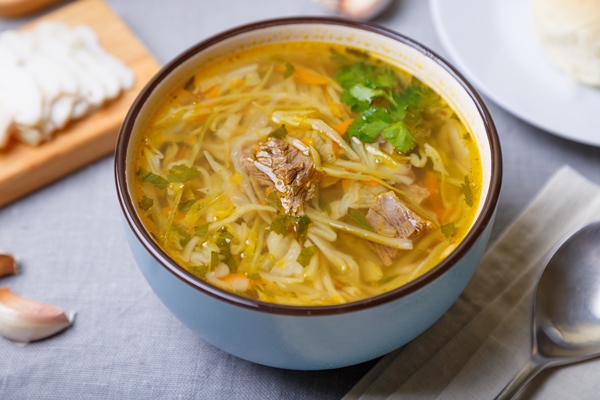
(319, 197, 332, 216)
(138, 196, 154, 211)
(270, 215, 293, 235)
(248, 272, 262, 280)
(267, 192, 284, 212)
(137, 167, 168, 190)
(269, 125, 288, 139)
(194, 223, 209, 238)
(383, 121, 416, 154)
(296, 246, 318, 267)
(347, 106, 392, 143)
(294, 215, 311, 244)
(330, 48, 348, 66)
(184, 76, 196, 92)
(178, 199, 196, 213)
(210, 251, 219, 269)
(172, 225, 191, 246)
(347, 207, 373, 231)
(283, 63, 295, 79)
(215, 227, 235, 269)
(270, 214, 312, 244)
(188, 265, 208, 278)
(378, 275, 398, 286)
(441, 222, 456, 240)
(334, 62, 398, 109)
(333, 59, 441, 154)
(344, 47, 370, 59)
(462, 176, 474, 207)
(167, 164, 201, 183)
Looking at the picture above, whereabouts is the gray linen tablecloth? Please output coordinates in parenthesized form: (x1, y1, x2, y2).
(1, 1, 600, 399)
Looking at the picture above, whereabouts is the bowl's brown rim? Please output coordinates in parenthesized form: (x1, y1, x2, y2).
(115, 17, 502, 316)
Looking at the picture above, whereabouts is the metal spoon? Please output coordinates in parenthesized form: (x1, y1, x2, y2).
(495, 221, 600, 399)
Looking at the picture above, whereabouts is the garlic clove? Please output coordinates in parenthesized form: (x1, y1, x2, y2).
(0, 287, 74, 343)
(313, 0, 393, 21)
(0, 254, 18, 278)
(339, 0, 393, 20)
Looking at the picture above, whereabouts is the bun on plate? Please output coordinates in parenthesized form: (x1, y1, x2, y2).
(532, 0, 600, 86)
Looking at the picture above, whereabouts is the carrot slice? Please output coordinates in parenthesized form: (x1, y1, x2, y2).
(325, 92, 343, 119)
(301, 138, 315, 146)
(334, 119, 354, 135)
(294, 68, 328, 85)
(341, 178, 351, 191)
(222, 274, 249, 283)
(331, 140, 340, 157)
(361, 179, 379, 186)
(424, 171, 444, 221)
(185, 111, 209, 123)
(203, 86, 220, 98)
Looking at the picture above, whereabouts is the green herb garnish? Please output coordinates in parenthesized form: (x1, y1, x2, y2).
(334, 60, 425, 154)
(216, 227, 236, 269)
(295, 215, 311, 244)
(269, 214, 312, 244)
(167, 164, 201, 183)
(267, 192, 283, 213)
(378, 275, 398, 286)
(319, 197, 332, 216)
(283, 63, 295, 79)
(334, 62, 398, 102)
(188, 265, 208, 278)
(349, 84, 387, 104)
(383, 121, 417, 154)
(269, 125, 288, 139)
(210, 251, 219, 269)
(347, 106, 392, 143)
(248, 272, 261, 280)
(270, 214, 293, 236)
(462, 176, 474, 207)
(296, 246, 318, 267)
(330, 48, 348, 66)
(137, 167, 168, 190)
(347, 207, 373, 231)
(172, 225, 191, 246)
(184, 76, 196, 92)
(345, 48, 370, 59)
(139, 197, 153, 211)
(216, 228, 233, 249)
(255, 285, 272, 296)
(194, 223, 209, 237)
(178, 199, 196, 213)
(441, 222, 456, 240)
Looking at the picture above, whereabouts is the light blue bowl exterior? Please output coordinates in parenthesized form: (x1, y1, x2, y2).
(123, 212, 495, 370)
(116, 18, 502, 371)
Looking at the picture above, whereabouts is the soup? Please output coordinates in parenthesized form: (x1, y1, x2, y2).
(131, 42, 481, 306)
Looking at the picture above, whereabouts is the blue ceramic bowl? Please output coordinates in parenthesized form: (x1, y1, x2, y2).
(115, 18, 502, 370)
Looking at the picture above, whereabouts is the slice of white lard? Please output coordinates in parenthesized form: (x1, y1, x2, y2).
(0, 21, 135, 148)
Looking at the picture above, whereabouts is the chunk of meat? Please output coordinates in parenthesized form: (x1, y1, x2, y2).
(240, 137, 322, 215)
(397, 183, 430, 205)
(366, 191, 430, 266)
(240, 145, 274, 188)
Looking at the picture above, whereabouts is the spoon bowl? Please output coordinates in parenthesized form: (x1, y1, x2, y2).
(496, 221, 600, 399)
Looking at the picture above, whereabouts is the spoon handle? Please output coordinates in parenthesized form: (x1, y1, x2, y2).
(494, 355, 546, 400)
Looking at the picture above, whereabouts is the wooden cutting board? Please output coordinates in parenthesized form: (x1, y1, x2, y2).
(0, 0, 161, 207)
(0, 0, 65, 17)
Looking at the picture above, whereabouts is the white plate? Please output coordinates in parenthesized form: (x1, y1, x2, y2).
(429, 0, 600, 147)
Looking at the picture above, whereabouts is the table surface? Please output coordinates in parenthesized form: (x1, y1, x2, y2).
(1, 1, 600, 399)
